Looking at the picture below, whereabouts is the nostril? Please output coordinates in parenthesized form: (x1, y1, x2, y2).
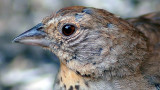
(37, 27, 44, 30)
(34, 23, 44, 31)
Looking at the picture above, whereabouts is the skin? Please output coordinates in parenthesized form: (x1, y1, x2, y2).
(13, 6, 160, 90)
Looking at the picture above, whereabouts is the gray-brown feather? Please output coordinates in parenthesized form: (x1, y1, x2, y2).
(42, 6, 159, 90)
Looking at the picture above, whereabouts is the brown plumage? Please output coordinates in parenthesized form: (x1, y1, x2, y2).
(13, 6, 160, 90)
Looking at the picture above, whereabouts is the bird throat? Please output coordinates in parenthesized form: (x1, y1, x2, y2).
(54, 62, 89, 90)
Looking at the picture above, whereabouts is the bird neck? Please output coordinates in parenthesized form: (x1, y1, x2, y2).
(54, 63, 150, 90)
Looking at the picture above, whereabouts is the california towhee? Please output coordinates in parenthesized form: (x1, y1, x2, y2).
(13, 6, 160, 90)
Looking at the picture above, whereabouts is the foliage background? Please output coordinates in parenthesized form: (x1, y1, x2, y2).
(0, 0, 160, 90)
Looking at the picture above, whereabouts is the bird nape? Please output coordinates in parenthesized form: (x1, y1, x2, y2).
(13, 6, 160, 90)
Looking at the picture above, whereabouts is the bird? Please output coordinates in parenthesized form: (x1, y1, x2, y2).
(13, 6, 160, 90)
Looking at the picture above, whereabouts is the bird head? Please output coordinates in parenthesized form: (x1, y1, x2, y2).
(13, 6, 148, 78)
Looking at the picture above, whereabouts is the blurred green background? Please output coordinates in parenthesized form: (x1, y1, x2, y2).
(0, 0, 160, 90)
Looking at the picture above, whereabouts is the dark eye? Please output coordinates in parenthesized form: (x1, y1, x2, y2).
(62, 24, 76, 36)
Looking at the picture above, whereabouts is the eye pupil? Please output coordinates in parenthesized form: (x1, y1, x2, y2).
(62, 24, 76, 36)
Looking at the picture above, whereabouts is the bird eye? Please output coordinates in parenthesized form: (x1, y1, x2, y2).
(62, 24, 76, 36)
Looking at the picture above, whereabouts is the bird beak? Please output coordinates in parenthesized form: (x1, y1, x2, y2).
(13, 23, 51, 47)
